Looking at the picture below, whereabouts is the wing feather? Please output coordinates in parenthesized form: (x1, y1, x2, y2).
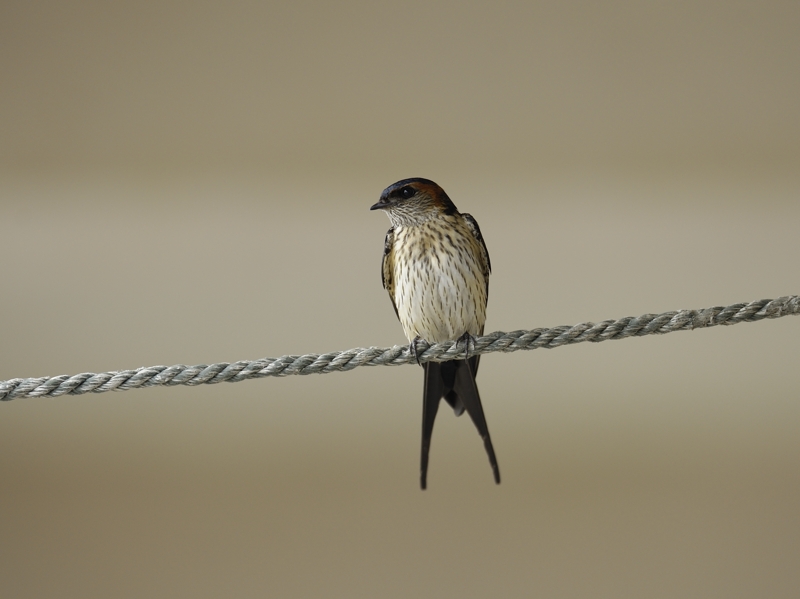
(381, 227, 399, 319)
(461, 212, 491, 298)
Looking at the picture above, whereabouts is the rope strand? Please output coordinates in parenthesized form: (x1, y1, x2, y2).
(2, 295, 798, 401)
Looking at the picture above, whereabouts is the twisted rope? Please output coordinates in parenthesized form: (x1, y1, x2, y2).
(1, 295, 798, 402)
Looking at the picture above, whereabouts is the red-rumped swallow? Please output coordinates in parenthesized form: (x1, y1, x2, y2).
(371, 178, 500, 489)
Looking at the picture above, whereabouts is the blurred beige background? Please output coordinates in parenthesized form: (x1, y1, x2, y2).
(1, 2, 799, 598)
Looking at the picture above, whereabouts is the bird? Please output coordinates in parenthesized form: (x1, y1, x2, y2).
(370, 177, 500, 489)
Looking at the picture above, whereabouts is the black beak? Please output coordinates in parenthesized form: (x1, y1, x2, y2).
(369, 200, 387, 211)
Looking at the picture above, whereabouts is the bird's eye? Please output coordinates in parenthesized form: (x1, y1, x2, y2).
(399, 186, 415, 199)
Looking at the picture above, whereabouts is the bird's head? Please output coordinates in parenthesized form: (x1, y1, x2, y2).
(370, 178, 458, 226)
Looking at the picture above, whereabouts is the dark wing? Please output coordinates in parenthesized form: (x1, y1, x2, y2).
(461, 213, 491, 292)
(380, 227, 399, 319)
(462, 213, 491, 374)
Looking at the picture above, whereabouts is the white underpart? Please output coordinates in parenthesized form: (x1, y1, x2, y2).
(392, 220, 487, 344)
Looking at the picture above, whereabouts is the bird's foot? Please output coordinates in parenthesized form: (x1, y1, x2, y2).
(457, 332, 476, 360)
(410, 336, 426, 366)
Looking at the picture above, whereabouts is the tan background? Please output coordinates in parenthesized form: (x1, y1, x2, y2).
(1, 2, 799, 597)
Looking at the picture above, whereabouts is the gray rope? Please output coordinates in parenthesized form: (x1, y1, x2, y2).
(1, 295, 798, 402)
